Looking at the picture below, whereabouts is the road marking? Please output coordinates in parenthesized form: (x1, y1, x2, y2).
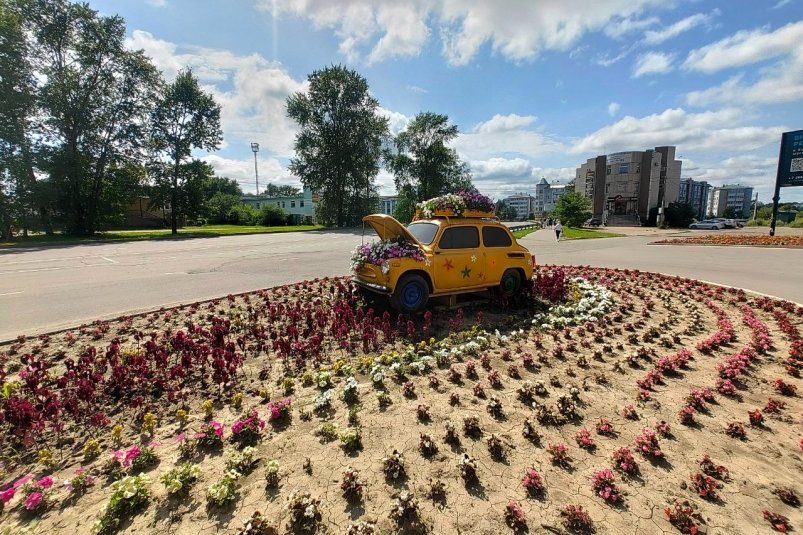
(164, 272, 187, 275)
(3, 266, 64, 274)
(0, 291, 23, 297)
(100, 256, 118, 264)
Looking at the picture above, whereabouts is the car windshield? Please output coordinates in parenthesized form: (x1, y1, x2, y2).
(406, 222, 439, 245)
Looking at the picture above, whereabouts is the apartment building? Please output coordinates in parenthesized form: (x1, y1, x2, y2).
(707, 185, 753, 218)
(678, 178, 710, 220)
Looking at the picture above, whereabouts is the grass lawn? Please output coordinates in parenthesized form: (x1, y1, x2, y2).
(563, 227, 623, 240)
(512, 227, 539, 239)
(0, 224, 325, 247)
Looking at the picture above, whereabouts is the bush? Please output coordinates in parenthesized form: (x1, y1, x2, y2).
(259, 204, 287, 226)
(553, 192, 591, 228)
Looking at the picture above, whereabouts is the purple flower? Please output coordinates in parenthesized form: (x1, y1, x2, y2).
(37, 476, 53, 489)
(0, 487, 16, 504)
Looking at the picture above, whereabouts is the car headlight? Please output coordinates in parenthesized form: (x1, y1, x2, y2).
(381, 262, 390, 275)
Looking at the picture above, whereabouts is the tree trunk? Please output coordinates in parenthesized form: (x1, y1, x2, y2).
(171, 158, 179, 234)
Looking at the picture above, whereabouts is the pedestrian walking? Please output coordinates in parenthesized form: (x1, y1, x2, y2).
(554, 220, 563, 241)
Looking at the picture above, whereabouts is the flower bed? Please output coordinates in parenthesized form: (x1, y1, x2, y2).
(350, 237, 424, 271)
(653, 234, 803, 248)
(416, 190, 495, 218)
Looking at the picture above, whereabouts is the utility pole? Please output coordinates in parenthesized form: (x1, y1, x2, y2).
(250, 142, 260, 196)
(752, 192, 758, 221)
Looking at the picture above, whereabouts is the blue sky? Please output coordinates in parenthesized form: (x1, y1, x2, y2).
(88, 0, 803, 203)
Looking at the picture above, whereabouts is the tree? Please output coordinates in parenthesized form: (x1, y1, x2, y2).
(494, 200, 518, 221)
(553, 191, 591, 228)
(150, 69, 222, 234)
(385, 112, 473, 202)
(258, 204, 286, 226)
(0, 2, 37, 236)
(393, 185, 417, 223)
(17, 0, 162, 235)
(286, 65, 388, 227)
(722, 206, 738, 219)
(664, 202, 696, 228)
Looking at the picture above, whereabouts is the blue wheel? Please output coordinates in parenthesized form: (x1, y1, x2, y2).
(392, 274, 429, 313)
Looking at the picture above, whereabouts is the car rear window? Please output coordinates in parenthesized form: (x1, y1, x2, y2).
(439, 226, 480, 249)
(406, 222, 439, 245)
(482, 226, 512, 247)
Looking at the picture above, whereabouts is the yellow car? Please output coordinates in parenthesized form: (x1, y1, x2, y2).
(353, 212, 535, 313)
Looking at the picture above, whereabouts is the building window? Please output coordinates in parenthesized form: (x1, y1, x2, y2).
(606, 165, 611, 175)
(276, 202, 280, 206)
(291, 201, 296, 208)
(282, 201, 285, 208)
(618, 163, 629, 174)
(300, 201, 304, 207)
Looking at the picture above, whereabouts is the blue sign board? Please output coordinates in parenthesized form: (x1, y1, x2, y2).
(778, 129, 803, 187)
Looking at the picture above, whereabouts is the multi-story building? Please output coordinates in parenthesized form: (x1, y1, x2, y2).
(532, 178, 568, 215)
(378, 195, 398, 216)
(707, 185, 754, 218)
(242, 186, 317, 224)
(503, 193, 535, 220)
(575, 145, 681, 225)
(678, 178, 710, 220)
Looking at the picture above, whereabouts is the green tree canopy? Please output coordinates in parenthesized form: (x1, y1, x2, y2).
(665, 202, 696, 228)
(149, 69, 222, 234)
(286, 65, 388, 227)
(385, 112, 473, 202)
(494, 200, 518, 221)
(553, 191, 591, 228)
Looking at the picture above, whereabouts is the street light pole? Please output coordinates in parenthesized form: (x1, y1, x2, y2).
(250, 142, 260, 196)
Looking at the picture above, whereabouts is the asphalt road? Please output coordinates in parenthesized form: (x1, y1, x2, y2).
(2, 227, 802, 341)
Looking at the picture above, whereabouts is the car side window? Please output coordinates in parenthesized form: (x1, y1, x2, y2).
(482, 226, 512, 247)
(439, 227, 480, 249)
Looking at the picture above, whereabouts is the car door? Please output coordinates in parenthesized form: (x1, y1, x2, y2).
(482, 225, 516, 284)
(433, 226, 486, 291)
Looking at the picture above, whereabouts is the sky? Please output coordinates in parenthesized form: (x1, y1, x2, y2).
(86, 0, 803, 203)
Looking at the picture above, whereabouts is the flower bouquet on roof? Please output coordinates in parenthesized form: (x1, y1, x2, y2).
(350, 237, 424, 272)
(416, 191, 495, 218)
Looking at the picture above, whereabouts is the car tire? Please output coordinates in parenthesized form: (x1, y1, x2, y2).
(690, 225, 697, 229)
(499, 269, 522, 298)
(391, 273, 429, 314)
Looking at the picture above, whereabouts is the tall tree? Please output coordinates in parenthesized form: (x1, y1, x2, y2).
(18, 0, 161, 235)
(553, 191, 592, 228)
(286, 65, 388, 227)
(0, 2, 37, 236)
(385, 112, 473, 202)
(149, 69, 222, 234)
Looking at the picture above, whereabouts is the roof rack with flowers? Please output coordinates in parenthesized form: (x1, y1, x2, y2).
(415, 191, 496, 219)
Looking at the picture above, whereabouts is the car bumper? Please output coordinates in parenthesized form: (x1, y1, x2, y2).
(351, 277, 392, 294)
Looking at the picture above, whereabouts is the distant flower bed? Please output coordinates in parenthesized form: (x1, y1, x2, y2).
(417, 191, 495, 218)
(654, 235, 803, 248)
(351, 237, 424, 272)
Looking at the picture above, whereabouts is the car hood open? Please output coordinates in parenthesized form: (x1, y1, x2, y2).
(363, 214, 421, 245)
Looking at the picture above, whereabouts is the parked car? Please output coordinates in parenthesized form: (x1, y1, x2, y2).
(689, 220, 725, 230)
(353, 212, 535, 313)
(585, 218, 602, 227)
(712, 218, 738, 229)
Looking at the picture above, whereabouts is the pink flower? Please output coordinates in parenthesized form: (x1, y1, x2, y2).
(231, 421, 245, 435)
(0, 487, 16, 503)
(123, 445, 141, 467)
(37, 476, 53, 489)
(24, 491, 43, 510)
(111, 450, 124, 461)
(148, 441, 161, 448)
(13, 474, 33, 489)
(194, 432, 205, 439)
(176, 433, 187, 443)
(210, 421, 224, 437)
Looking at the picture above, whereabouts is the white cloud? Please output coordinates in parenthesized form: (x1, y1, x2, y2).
(146, 0, 167, 7)
(684, 21, 803, 106)
(475, 113, 537, 134)
(126, 30, 306, 159)
(595, 49, 631, 67)
(683, 21, 803, 73)
(378, 107, 411, 135)
(454, 114, 565, 160)
(604, 15, 659, 40)
(690, 155, 780, 201)
(632, 51, 675, 77)
(467, 158, 575, 199)
(643, 10, 718, 45)
(407, 85, 428, 93)
(572, 107, 786, 154)
(772, 0, 793, 9)
(608, 102, 620, 116)
(262, 0, 663, 66)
